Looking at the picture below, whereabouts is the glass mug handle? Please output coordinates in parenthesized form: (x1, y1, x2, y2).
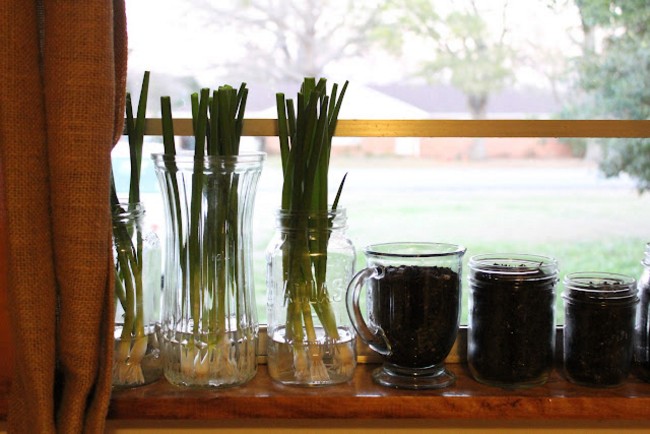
(345, 266, 391, 356)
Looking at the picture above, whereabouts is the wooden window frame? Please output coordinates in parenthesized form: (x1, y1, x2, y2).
(143, 118, 650, 138)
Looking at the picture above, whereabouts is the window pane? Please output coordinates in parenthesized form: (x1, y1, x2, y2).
(123, 0, 650, 324)
(255, 140, 649, 324)
(126, 0, 649, 121)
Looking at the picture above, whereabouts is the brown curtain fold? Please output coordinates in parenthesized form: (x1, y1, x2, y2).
(0, 1, 128, 433)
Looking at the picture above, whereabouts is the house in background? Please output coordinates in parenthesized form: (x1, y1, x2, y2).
(373, 83, 574, 160)
(249, 82, 573, 160)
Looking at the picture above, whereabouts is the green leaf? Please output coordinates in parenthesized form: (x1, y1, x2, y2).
(191, 92, 199, 138)
(208, 90, 219, 156)
(234, 83, 248, 153)
(126, 71, 150, 204)
(160, 96, 176, 156)
(217, 86, 235, 156)
(276, 93, 290, 175)
(332, 173, 347, 211)
(277, 77, 349, 212)
(193, 88, 210, 159)
(328, 81, 349, 140)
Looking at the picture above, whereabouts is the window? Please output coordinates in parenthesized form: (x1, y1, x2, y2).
(118, 0, 650, 323)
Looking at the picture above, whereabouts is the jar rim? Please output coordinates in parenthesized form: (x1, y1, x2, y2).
(563, 271, 636, 288)
(274, 208, 347, 230)
(151, 152, 266, 172)
(151, 151, 265, 162)
(469, 253, 558, 277)
(562, 271, 638, 303)
(364, 242, 466, 258)
(275, 208, 346, 217)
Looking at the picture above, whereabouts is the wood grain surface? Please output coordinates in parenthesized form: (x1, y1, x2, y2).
(95, 364, 650, 421)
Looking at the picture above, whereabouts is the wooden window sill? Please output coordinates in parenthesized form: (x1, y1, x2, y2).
(100, 330, 647, 421)
(102, 364, 650, 420)
(0, 364, 616, 421)
(3, 360, 650, 423)
(2, 333, 650, 421)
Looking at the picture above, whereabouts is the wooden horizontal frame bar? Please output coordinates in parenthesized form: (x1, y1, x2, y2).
(140, 119, 650, 138)
(103, 364, 650, 421)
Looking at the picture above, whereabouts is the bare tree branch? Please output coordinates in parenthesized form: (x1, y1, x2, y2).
(186, 0, 387, 86)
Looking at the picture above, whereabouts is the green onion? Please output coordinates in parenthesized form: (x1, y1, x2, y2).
(275, 77, 350, 381)
(161, 83, 250, 379)
(111, 70, 150, 385)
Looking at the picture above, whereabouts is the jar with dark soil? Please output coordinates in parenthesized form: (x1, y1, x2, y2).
(468, 254, 558, 388)
(346, 242, 465, 389)
(563, 272, 638, 387)
(636, 243, 650, 382)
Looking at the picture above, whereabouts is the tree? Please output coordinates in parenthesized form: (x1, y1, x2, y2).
(187, 0, 387, 87)
(379, 0, 516, 120)
(569, 0, 650, 190)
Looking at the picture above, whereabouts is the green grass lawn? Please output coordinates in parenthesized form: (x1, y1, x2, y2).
(251, 155, 650, 324)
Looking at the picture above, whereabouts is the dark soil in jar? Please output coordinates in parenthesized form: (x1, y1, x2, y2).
(468, 270, 555, 385)
(564, 300, 636, 386)
(368, 265, 460, 368)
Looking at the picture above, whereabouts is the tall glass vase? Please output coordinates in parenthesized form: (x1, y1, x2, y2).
(112, 202, 162, 388)
(152, 152, 265, 388)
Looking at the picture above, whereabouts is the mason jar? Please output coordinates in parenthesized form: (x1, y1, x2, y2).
(111, 202, 162, 388)
(266, 208, 356, 386)
(563, 272, 638, 387)
(468, 254, 558, 388)
(637, 243, 650, 381)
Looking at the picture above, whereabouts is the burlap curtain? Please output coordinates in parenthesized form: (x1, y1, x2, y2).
(0, 1, 127, 432)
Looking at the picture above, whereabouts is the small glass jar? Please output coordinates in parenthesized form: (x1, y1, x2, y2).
(563, 272, 638, 387)
(637, 243, 650, 381)
(468, 254, 558, 388)
(112, 202, 162, 388)
(266, 209, 356, 386)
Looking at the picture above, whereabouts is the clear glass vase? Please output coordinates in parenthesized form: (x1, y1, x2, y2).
(266, 209, 357, 386)
(152, 152, 264, 388)
(112, 202, 162, 388)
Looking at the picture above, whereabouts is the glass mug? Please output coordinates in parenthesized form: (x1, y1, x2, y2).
(346, 242, 466, 389)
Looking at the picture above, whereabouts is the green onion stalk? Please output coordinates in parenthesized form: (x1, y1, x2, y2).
(160, 84, 251, 381)
(275, 77, 353, 382)
(111, 71, 151, 385)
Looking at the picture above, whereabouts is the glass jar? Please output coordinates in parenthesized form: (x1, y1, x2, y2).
(346, 242, 465, 389)
(563, 272, 638, 387)
(266, 209, 356, 386)
(637, 243, 650, 381)
(111, 202, 162, 388)
(152, 153, 265, 388)
(468, 254, 558, 388)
